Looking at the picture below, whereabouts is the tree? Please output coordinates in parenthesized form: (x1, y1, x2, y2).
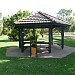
(57, 9, 75, 32)
(3, 10, 40, 41)
(69, 13, 75, 32)
(2, 10, 31, 40)
(69, 24, 75, 32)
(0, 13, 3, 35)
(57, 9, 72, 20)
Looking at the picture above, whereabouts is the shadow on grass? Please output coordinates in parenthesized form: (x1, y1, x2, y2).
(0, 40, 10, 42)
(0, 40, 18, 42)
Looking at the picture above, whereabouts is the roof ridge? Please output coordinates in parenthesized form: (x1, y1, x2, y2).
(38, 11, 54, 22)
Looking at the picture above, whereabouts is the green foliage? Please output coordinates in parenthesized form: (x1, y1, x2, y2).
(3, 10, 31, 41)
(53, 27, 61, 33)
(24, 29, 41, 40)
(57, 9, 72, 20)
(3, 10, 40, 41)
(0, 26, 3, 35)
(69, 24, 75, 32)
(57, 9, 75, 32)
(40, 28, 48, 35)
(0, 13, 3, 35)
(8, 29, 19, 41)
(23, 10, 30, 16)
(2, 27, 9, 35)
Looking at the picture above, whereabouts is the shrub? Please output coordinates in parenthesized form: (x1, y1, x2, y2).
(8, 29, 19, 41)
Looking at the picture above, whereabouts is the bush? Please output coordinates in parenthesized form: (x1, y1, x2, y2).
(2, 27, 9, 35)
(7, 28, 40, 41)
(8, 29, 19, 41)
(3, 10, 30, 41)
(0, 26, 3, 35)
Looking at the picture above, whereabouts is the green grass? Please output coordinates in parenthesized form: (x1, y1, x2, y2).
(0, 35, 75, 75)
(38, 37, 48, 42)
(38, 37, 75, 47)
(64, 38, 75, 47)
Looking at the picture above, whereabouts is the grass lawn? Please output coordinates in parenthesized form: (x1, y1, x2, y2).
(38, 36, 75, 47)
(64, 38, 75, 47)
(0, 35, 75, 75)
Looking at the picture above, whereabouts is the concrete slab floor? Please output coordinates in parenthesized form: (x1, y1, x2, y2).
(6, 44, 75, 58)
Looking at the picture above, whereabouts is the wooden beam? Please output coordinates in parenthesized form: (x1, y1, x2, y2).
(15, 22, 68, 29)
(33, 28, 35, 37)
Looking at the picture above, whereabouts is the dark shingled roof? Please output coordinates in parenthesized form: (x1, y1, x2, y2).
(15, 11, 70, 25)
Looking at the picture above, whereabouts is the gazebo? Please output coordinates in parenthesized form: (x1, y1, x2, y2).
(14, 11, 70, 56)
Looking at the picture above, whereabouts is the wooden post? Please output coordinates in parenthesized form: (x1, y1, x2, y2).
(35, 30, 37, 57)
(49, 27, 51, 53)
(31, 28, 37, 57)
(30, 37, 31, 56)
(18, 28, 21, 48)
(21, 28, 24, 52)
(61, 27, 64, 49)
(51, 28, 53, 45)
(33, 28, 37, 56)
(33, 28, 35, 37)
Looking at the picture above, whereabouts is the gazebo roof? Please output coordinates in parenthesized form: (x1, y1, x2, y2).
(15, 11, 70, 28)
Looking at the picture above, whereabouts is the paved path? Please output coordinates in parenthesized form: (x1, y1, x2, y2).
(6, 45, 75, 58)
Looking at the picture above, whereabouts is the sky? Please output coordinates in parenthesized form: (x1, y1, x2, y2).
(0, 0, 75, 17)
